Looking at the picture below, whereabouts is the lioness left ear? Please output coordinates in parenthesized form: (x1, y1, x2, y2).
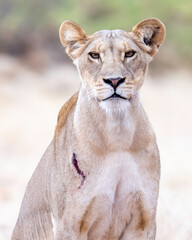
(132, 18, 166, 56)
(59, 21, 88, 59)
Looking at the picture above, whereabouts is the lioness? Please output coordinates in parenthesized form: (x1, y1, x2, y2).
(12, 18, 165, 240)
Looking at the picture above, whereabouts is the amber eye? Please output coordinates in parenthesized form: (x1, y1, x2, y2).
(125, 50, 136, 58)
(89, 52, 100, 60)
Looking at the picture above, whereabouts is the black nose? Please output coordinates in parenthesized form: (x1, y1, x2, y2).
(103, 77, 125, 89)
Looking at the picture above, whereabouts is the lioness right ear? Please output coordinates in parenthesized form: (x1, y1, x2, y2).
(132, 18, 166, 56)
(59, 21, 88, 59)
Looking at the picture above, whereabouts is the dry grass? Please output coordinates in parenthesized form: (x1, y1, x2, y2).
(0, 55, 191, 239)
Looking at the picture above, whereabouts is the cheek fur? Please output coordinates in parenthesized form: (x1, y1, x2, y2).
(79, 59, 102, 83)
(133, 69, 145, 89)
(126, 57, 147, 74)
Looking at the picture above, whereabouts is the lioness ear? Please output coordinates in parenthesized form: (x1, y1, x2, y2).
(59, 21, 88, 59)
(132, 18, 166, 56)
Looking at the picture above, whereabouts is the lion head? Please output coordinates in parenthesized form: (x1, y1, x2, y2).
(59, 18, 165, 110)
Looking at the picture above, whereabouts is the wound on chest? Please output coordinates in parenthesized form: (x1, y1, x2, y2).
(72, 153, 86, 189)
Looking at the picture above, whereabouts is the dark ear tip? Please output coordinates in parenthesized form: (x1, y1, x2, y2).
(144, 37, 150, 45)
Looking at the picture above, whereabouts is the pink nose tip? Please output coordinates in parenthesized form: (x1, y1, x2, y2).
(103, 77, 125, 88)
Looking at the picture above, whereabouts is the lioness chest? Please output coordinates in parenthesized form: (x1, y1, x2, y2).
(68, 151, 152, 239)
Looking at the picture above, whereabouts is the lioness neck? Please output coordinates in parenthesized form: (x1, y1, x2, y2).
(74, 87, 146, 155)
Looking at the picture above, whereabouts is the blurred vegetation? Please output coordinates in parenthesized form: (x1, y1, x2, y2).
(0, 0, 192, 65)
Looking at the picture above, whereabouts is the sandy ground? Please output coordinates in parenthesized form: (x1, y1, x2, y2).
(0, 54, 192, 239)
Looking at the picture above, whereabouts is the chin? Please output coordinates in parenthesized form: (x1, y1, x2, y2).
(99, 97, 131, 114)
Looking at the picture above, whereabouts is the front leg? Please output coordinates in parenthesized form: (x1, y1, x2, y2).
(121, 223, 156, 240)
(121, 192, 157, 240)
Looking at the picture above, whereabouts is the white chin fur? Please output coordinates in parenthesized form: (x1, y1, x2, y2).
(99, 98, 131, 114)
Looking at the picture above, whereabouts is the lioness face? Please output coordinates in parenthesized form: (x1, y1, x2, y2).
(60, 19, 165, 106)
(76, 30, 148, 103)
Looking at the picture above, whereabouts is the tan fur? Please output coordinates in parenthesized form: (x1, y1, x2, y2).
(12, 18, 165, 240)
(55, 92, 78, 134)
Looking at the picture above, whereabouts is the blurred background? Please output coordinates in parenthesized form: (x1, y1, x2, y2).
(0, 0, 192, 239)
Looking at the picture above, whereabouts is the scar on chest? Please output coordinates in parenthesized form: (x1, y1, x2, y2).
(72, 153, 86, 189)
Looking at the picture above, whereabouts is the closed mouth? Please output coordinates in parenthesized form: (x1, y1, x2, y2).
(102, 93, 128, 101)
